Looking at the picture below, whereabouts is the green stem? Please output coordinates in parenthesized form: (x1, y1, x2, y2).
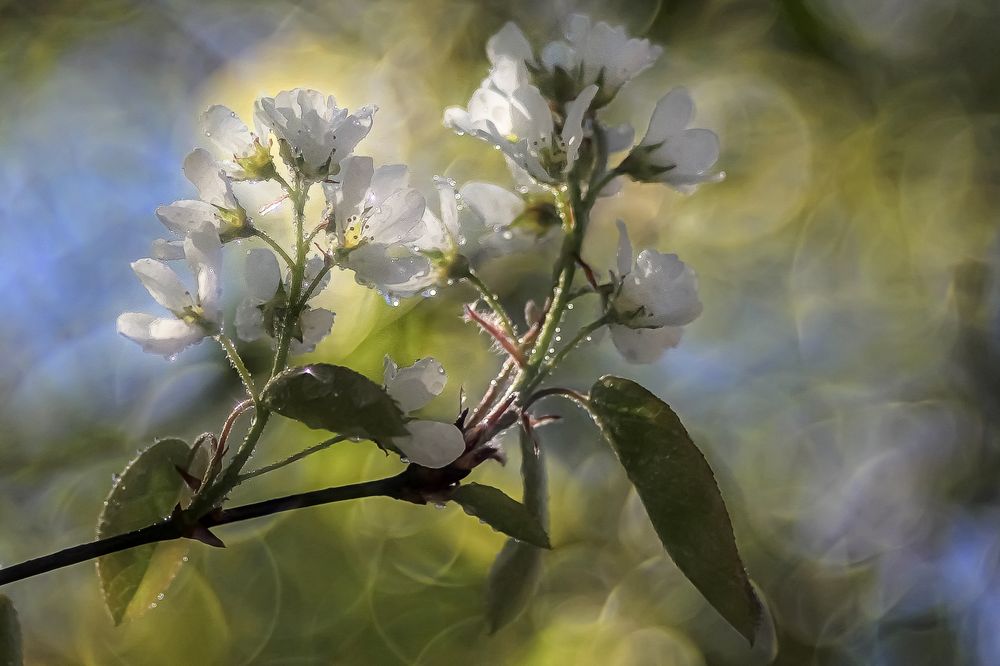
(250, 227, 294, 268)
(239, 435, 348, 482)
(216, 335, 258, 403)
(297, 261, 333, 309)
(536, 314, 609, 380)
(463, 269, 517, 338)
(516, 184, 587, 399)
(271, 179, 308, 377)
(191, 178, 310, 515)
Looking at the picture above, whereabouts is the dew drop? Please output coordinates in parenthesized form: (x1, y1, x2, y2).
(566, 303, 574, 310)
(554, 336, 562, 342)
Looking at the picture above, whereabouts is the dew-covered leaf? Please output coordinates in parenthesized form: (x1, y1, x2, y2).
(589, 375, 762, 644)
(262, 364, 408, 440)
(0, 595, 22, 666)
(451, 483, 550, 549)
(96, 438, 204, 625)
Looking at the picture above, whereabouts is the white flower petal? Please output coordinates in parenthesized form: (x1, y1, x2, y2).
(562, 84, 598, 170)
(155, 200, 219, 236)
(604, 123, 635, 153)
(151, 238, 185, 261)
(202, 105, 255, 157)
(245, 248, 281, 301)
(616, 250, 702, 327)
(436, 179, 460, 240)
(609, 324, 683, 364)
(393, 420, 466, 468)
(289, 307, 335, 354)
(235, 299, 266, 342)
(183, 148, 236, 209)
(384, 356, 447, 413)
(184, 223, 223, 321)
(642, 88, 695, 146)
(541, 41, 574, 71)
(510, 86, 553, 142)
(346, 243, 433, 297)
(131, 258, 193, 314)
(117, 313, 205, 356)
(460, 182, 524, 230)
(369, 164, 410, 203)
(301, 255, 332, 299)
(363, 189, 426, 244)
(487, 22, 533, 64)
(650, 128, 721, 179)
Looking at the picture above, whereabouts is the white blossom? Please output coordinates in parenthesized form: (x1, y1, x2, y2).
(538, 15, 662, 106)
(444, 22, 599, 185)
(608, 221, 702, 364)
(153, 148, 247, 259)
(201, 104, 274, 181)
(117, 222, 222, 356)
(254, 89, 374, 180)
(458, 181, 560, 257)
(323, 156, 434, 298)
(384, 356, 465, 468)
(235, 249, 334, 355)
(622, 87, 722, 192)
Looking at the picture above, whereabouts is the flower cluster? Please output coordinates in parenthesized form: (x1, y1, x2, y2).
(117, 13, 723, 471)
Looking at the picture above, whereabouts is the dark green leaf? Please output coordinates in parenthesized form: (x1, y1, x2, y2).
(485, 539, 543, 634)
(262, 364, 408, 440)
(0, 595, 21, 666)
(485, 428, 548, 634)
(451, 483, 551, 549)
(96, 438, 203, 625)
(589, 376, 762, 644)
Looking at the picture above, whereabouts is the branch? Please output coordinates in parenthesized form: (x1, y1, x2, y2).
(0, 472, 411, 588)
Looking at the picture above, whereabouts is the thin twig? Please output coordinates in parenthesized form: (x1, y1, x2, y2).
(239, 435, 349, 481)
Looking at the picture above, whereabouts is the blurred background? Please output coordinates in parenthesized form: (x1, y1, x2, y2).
(2, 0, 1000, 663)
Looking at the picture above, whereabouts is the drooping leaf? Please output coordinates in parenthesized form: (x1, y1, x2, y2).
(588, 376, 762, 644)
(96, 438, 203, 625)
(485, 429, 548, 634)
(0, 595, 22, 666)
(451, 483, 551, 549)
(485, 539, 544, 634)
(262, 364, 408, 440)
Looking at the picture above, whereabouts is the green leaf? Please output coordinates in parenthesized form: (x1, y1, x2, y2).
(451, 483, 551, 549)
(485, 539, 543, 634)
(96, 438, 202, 625)
(589, 376, 762, 644)
(0, 595, 22, 666)
(262, 364, 408, 440)
(485, 429, 548, 634)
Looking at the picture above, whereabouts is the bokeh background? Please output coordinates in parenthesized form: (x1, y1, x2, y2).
(2, 0, 1000, 663)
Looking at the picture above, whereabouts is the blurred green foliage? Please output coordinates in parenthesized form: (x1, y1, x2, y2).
(2, 0, 1000, 664)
